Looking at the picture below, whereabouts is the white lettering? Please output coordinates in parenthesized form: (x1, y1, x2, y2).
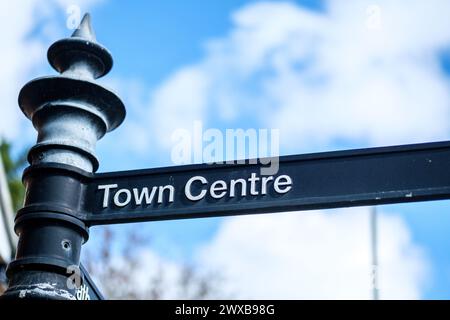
(99, 173, 293, 208)
(158, 185, 175, 203)
(274, 175, 292, 194)
(171, 129, 192, 165)
(210, 180, 227, 199)
(226, 129, 258, 165)
(133, 187, 158, 205)
(114, 188, 131, 207)
(261, 176, 273, 195)
(248, 172, 260, 195)
(185, 176, 208, 201)
(98, 184, 118, 208)
(203, 129, 224, 165)
(230, 178, 247, 197)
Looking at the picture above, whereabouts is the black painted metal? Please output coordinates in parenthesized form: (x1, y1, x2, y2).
(3, 12, 450, 301)
(2, 14, 123, 300)
(15, 140, 450, 227)
(84, 140, 450, 224)
(79, 263, 104, 300)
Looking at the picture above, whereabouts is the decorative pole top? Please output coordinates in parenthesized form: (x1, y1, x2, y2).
(72, 13, 96, 40)
(47, 13, 112, 79)
(18, 13, 126, 172)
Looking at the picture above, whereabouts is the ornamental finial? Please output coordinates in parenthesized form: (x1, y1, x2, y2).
(18, 13, 125, 172)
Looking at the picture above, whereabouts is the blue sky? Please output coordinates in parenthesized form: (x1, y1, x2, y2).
(91, 0, 450, 299)
(93, 0, 324, 85)
(3, 0, 450, 299)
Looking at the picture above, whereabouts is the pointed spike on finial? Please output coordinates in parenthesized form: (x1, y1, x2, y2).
(71, 13, 96, 41)
(47, 12, 113, 78)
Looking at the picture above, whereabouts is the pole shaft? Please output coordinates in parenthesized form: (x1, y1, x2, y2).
(1, 14, 125, 299)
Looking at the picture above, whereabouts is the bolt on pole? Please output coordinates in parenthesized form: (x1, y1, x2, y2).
(1, 13, 125, 299)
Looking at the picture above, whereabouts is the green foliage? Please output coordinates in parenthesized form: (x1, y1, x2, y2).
(0, 140, 27, 212)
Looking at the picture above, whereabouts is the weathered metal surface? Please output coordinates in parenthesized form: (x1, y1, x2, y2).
(2, 13, 120, 300)
(15, 140, 450, 226)
(18, 13, 125, 172)
(3, 11, 450, 302)
(83, 140, 450, 224)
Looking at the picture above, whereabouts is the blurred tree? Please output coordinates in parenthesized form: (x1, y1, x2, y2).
(0, 139, 27, 211)
(84, 227, 223, 300)
(0, 139, 224, 299)
(0, 139, 27, 294)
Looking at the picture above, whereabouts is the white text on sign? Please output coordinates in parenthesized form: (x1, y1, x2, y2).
(98, 172, 293, 208)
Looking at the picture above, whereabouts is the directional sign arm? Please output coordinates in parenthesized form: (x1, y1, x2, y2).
(78, 263, 104, 300)
(81, 141, 450, 225)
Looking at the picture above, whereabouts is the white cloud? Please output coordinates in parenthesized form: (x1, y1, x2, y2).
(197, 208, 429, 299)
(87, 246, 222, 299)
(0, 0, 44, 139)
(126, 0, 450, 158)
(105, 1, 441, 299)
(148, 67, 210, 149)
(0, 0, 103, 140)
(2, 0, 440, 299)
(86, 207, 429, 299)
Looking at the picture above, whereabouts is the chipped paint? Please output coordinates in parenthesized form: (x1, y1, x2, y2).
(15, 283, 75, 300)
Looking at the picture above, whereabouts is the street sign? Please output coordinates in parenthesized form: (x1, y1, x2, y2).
(77, 263, 104, 300)
(6, 13, 450, 300)
(82, 140, 450, 225)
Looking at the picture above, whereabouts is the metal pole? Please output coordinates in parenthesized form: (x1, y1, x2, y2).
(1, 13, 125, 299)
(370, 206, 379, 300)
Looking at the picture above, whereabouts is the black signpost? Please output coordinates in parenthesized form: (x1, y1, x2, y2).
(2, 14, 450, 300)
(78, 263, 104, 300)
